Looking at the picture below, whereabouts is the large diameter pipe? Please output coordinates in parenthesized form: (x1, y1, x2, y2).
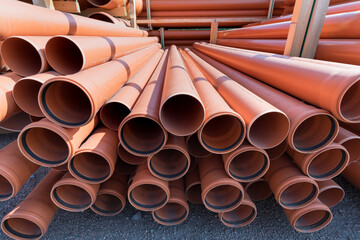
(192, 49, 339, 153)
(264, 154, 318, 209)
(243, 178, 272, 201)
(147, 134, 190, 181)
(184, 166, 202, 204)
(1, 170, 63, 240)
(128, 163, 170, 211)
(317, 180, 344, 208)
(0, 0, 147, 40)
(186, 48, 289, 149)
(180, 49, 245, 154)
(18, 117, 98, 167)
(39, 44, 160, 128)
(91, 172, 128, 216)
(0, 72, 21, 122)
(119, 50, 168, 157)
(13, 71, 60, 117)
(87, 0, 128, 10)
(0, 141, 39, 201)
(341, 161, 360, 189)
(68, 127, 118, 184)
(51, 172, 100, 212)
(334, 127, 360, 164)
(265, 140, 287, 160)
(160, 46, 205, 136)
(45, 36, 158, 75)
(198, 154, 244, 213)
(152, 179, 189, 226)
(118, 143, 147, 165)
(165, 40, 208, 46)
(194, 43, 360, 123)
(185, 133, 211, 158)
(148, 30, 210, 40)
(87, 12, 129, 26)
(100, 50, 164, 131)
(0, 111, 32, 133)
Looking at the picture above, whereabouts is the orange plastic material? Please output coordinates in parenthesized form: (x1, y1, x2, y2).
(184, 166, 202, 204)
(29, 115, 43, 123)
(39, 44, 160, 128)
(137, 18, 253, 28)
(0, 41, 7, 71)
(265, 140, 287, 160)
(188, 155, 198, 172)
(287, 143, 349, 181)
(341, 161, 360, 189)
(222, 142, 270, 182)
(148, 30, 210, 40)
(1, 36, 51, 76)
(90, 172, 128, 216)
(119, 50, 168, 156)
(0, 0, 147, 40)
(0, 141, 39, 201)
(127, 163, 170, 211)
(186, 48, 289, 149)
(152, 179, 189, 226)
(198, 154, 244, 213)
(68, 127, 118, 184)
(45, 36, 158, 74)
(283, 199, 332, 233)
(217, 39, 285, 54)
(13, 71, 60, 117)
(193, 43, 360, 123)
(18, 117, 98, 167)
(160, 46, 205, 136)
(118, 143, 147, 165)
(165, 40, 208, 46)
(264, 154, 318, 209)
(87, 0, 127, 10)
(180, 49, 245, 154)
(185, 133, 211, 158)
(243, 178, 272, 201)
(219, 192, 257, 228)
(87, 12, 129, 26)
(316, 180, 344, 208)
(114, 157, 137, 176)
(334, 127, 360, 164)
(1, 170, 63, 240)
(0, 111, 32, 133)
(100, 50, 164, 131)
(0, 72, 21, 122)
(191, 49, 339, 153)
(147, 134, 190, 181)
(342, 122, 360, 134)
(51, 172, 100, 212)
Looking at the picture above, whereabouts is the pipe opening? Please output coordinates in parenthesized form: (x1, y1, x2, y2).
(101, 103, 130, 131)
(13, 80, 43, 116)
(87, 0, 112, 7)
(70, 152, 111, 182)
(340, 80, 360, 122)
(21, 128, 69, 165)
(3, 218, 42, 239)
(280, 182, 317, 208)
(1, 38, 42, 76)
(92, 193, 123, 214)
(115, 158, 137, 175)
(129, 184, 168, 209)
(342, 138, 360, 163)
(201, 115, 244, 152)
(118, 144, 147, 165)
(121, 117, 165, 155)
(249, 112, 289, 149)
(307, 149, 347, 180)
(221, 205, 256, 227)
(160, 94, 204, 135)
(294, 210, 331, 232)
(204, 185, 242, 211)
(149, 149, 189, 180)
(186, 134, 210, 157)
(228, 151, 268, 181)
(41, 81, 92, 127)
(53, 185, 92, 209)
(153, 202, 188, 224)
(293, 115, 336, 152)
(0, 175, 13, 199)
(245, 180, 272, 201)
(45, 37, 84, 75)
(266, 140, 287, 160)
(186, 184, 202, 204)
(88, 13, 116, 23)
(318, 188, 344, 208)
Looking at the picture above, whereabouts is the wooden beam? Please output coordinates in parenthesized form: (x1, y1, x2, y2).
(146, 0, 152, 30)
(129, 0, 137, 28)
(210, 21, 218, 44)
(137, 17, 266, 24)
(53, 0, 80, 13)
(160, 27, 165, 49)
(32, 0, 55, 9)
(81, 7, 128, 17)
(284, 0, 329, 58)
(267, 0, 275, 19)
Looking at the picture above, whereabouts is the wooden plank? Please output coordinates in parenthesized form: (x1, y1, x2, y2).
(129, 0, 137, 28)
(32, 0, 55, 9)
(284, 0, 329, 58)
(146, 0, 152, 30)
(81, 7, 127, 17)
(267, 0, 275, 19)
(53, 1, 80, 13)
(160, 28, 165, 49)
(210, 21, 218, 44)
(137, 17, 266, 24)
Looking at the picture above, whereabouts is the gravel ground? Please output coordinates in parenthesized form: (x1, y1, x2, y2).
(0, 133, 359, 240)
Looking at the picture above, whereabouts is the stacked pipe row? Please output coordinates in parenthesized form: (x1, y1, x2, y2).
(217, 1, 360, 66)
(282, 0, 358, 15)
(148, 30, 210, 47)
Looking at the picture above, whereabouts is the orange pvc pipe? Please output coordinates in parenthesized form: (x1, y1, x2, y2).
(165, 40, 208, 46)
(185, 133, 211, 158)
(243, 178, 272, 201)
(160, 46, 205, 136)
(87, 0, 128, 10)
(180, 49, 245, 154)
(316, 179, 344, 208)
(100, 50, 164, 131)
(139, 9, 283, 17)
(119, 50, 168, 157)
(192, 49, 339, 153)
(148, 30, 210, 40)
(39, 44, 160, 128)
(335, 127, 360, 164)
(184, 166, 202, 204)
(186, 48, 289, 149)
(265, 140, 287, 160)
(115, 157, 137, 175)
(193, 43, 360, 123)
(0, 0, 147, 40)
(0, 111, 32, 133)
(0, 72, 21, 122)
(137, 18, 253, 28)
(45, 36, 158, 75)
(341, 161, 360, 189)
(117, 143, 147, 165)
(87, 12, 129, 26)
